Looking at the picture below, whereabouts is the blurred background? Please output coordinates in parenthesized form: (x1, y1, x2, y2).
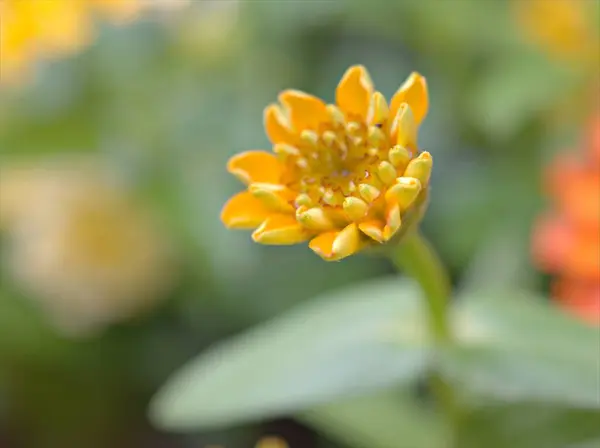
(0, 0, 598, 447)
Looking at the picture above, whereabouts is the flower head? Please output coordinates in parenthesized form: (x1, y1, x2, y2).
(0, 161, 175, 336)
(221, 66, 432, 261)
(532, 113, 600, 325)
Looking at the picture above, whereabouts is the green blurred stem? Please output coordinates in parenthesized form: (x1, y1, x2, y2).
(388, 230, 460, 430)
(389, 230, 452, 343)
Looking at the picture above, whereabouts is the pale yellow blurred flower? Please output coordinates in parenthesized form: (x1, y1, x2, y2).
(0, 161, 175, 336)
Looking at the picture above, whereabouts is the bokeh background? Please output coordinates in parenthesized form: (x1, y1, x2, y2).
(1, 0, 598, 447)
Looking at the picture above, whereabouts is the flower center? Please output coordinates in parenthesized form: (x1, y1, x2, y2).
(280, 112, 408, 211)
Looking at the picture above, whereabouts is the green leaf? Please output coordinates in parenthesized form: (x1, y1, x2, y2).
(0, 288, 73, 365)
(466, 50, 573, 140)
(445, 290, 600, 408)
(149, 277, 430, 431)
(457, 402, 600, 448)
(300, 389, 450, 448)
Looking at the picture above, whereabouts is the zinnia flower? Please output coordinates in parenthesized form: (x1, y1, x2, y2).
(0, 161, 175, 336)
(221, 65, 432, 261)
(532, 113, 600, 325)
(0, 0, 141, 85)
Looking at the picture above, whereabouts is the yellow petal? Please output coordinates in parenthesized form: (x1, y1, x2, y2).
(332, 223, 362, 258)
(388, 145, 411, 170)
(309, 223, 363, 261)
(389, 72, 429, 126)
(343, 197, 369, 221)
(385, 177, 422, 212)
(367, 125, 386, 146)
(335, 65, 374, 121)
(390, 104, 417, 152)
(326, 104, 346, 127)
(279, 89, 329, 132)
(368, 91, 389, 126)
(296, 207, 336, 231)
(252, 214, 311, 245)
(383, 203, 402, 241)
(249, 183, 295, 213)
(300, 129, 319, 147)
(227, 151, 284, 185)
(404, 151, 433, 186)
(358, 183, 381, 203)
(358, 220, 385, 243)
(220, 191, 273, 229)
(264, 104, 297, 145)
(309, 232, 338, 260)
(294, 193, 313, 207)
(377, 161, 397, 185)
(273, 143, 300, 159)
(322, 188, 344, 206)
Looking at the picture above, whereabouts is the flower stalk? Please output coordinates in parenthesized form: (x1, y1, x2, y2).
(388, 230, 460, 433)
(389, 230, 451, 342)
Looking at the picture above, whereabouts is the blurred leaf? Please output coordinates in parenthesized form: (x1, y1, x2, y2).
(244, 0, 343, 37)
(458, 225, 537, 294)
(457, 402, 600, 448)
(466, 50, 573, 140)
(149, 277, 430, 431)
(570, 440, 600, 448)
(445, 290, 600, 408)
(300, 389, 449, 448)
(406, 0, 515, 54)
(0, 288, 74, 366)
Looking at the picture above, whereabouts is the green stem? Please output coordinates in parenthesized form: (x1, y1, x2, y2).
(389, 230, 452, 343)
(387, 230, 459, 436)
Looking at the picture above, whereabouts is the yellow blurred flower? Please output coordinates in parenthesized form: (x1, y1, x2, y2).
(514, 0, 600, 66)
(254, 436, 289, 448)
(175, 0, 240, 64)
(203, 436, 288, 448)
(0, 0, 141, 85)
(221, 65, 432, 261)
(0, 162, 175, 336)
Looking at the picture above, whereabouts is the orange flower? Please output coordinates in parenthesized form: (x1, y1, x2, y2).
(553, 280, 600, 326)
(221, 66, 432, 261)
(533, 113, 600, 324)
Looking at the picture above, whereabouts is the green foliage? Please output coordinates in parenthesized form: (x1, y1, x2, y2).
(150, 278, 429, 431)
(151, 278, 600, 446)
(457, 403, 600, 448)
(447, 290, 600, 409)
(299, 389, 449, 448)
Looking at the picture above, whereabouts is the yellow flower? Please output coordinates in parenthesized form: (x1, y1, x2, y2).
(254, 436, 289, 448)
(0, 0, 141, 85)
(513, 0, 600, 66)
(175, 0, 240, 64)
(221, 65, 432, 261)
(0, 162, 175, 336)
